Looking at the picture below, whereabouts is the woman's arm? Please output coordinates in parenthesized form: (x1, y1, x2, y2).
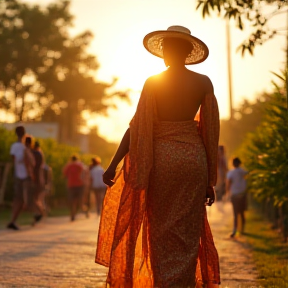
(199, 76, 220, 206)
(103, 128, 130, 186)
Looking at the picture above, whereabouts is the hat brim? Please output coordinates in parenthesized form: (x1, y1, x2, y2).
(143, 30, 209, 65)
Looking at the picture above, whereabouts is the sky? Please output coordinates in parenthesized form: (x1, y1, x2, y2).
(23, 0, 288, 142)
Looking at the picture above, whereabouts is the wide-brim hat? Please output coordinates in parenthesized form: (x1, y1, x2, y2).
(143, 25, 209, 65)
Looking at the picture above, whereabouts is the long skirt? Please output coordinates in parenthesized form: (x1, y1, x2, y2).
(147, 121, 208, 287)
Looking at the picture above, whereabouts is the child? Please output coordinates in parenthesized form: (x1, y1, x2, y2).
(226, 157, 248, 237)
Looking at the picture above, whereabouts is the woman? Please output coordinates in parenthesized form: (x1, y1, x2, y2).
(96, 26, 220, 288)
(89, 157, 107, 216)
(226, 157, 248, 238)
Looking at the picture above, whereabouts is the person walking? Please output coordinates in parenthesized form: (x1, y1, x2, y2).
(31, 141, 46, 224)
(7, 126, 34, 230)
(226, 157, 248, 238)
(96, 25, 220, 287)
(80, 162, 91, 218)
(43, 163, 53, 215)
(63, 155, 84, 221)
(24, 137, 36, 181)
(24, 136, 36, 210)
(90, 157, 106, 217)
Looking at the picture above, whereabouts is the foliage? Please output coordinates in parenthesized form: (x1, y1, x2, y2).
(196, 0, 287, 55)
(87, 128, 117, 168)
(0, 0, 127, 135)
(245, 210, 288, 287)
(0, 126, 16, 162)
(219, 92, 271, 161)
(238, 72, 288, 206)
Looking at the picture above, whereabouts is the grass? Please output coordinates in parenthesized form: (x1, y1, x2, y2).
(0, 205, 70, 229)
(244, 209, 288, 287)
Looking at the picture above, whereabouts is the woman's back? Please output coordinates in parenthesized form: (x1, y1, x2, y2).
(152, 67, 212, 122)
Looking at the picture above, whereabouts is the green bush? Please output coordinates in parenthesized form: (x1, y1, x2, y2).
(0, 127, 16, 162)
(0, 127, 17, 202)
(238, 73, 288, 207)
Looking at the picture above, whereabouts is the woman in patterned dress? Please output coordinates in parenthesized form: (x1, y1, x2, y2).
(96, 26, 220, 288)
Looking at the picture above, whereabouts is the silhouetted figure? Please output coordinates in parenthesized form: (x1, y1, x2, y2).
(24, 137, 36, 180)
(43, 163, 53, 215)
(96, 25, 220, 287)
(90, 157, 106, 217)
(80, 162, 90, 218)
(24, 136, 36, 210)
(63, 155, 84, 221)
(31, 141, 45, 224)
(226, 157, 248, 237)
(7, 126, 33, 230)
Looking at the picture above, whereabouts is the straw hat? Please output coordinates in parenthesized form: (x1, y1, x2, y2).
(143, 25, 209, 65)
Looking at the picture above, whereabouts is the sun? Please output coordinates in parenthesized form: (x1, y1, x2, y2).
(108, 32, 166, 92)
(87, 25, 167, 143)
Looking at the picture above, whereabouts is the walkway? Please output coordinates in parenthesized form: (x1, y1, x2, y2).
(0, 203, 259, 287)
(207, 202, 259, 287)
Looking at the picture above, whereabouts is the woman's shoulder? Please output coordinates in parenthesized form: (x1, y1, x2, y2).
(145, 72, 164, 83)
(191, 72, 214, 93)
(141, 73, 164, 91)
(188, 70, 212, 84)
(143, 70, 213, 93)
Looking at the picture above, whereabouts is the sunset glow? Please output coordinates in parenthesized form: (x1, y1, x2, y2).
(20, 0, 287, 143)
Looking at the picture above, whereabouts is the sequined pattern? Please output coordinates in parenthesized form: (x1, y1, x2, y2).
(95, 78, 220, 288)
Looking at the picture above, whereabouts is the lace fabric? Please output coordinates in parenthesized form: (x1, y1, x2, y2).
(96, 78, 220, 288)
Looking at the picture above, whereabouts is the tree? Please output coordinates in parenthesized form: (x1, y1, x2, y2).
(219, 93, 270, 159)
(196, 0, 288, 55)
(0, 0, 127, 142)
(238, 74, 288, 206)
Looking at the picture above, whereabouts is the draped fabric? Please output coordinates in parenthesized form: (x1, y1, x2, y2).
(95, 78, 220, 288)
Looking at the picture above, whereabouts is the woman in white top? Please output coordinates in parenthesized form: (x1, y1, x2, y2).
(90, 157, 106, 216)
(7, 126, 34, 230)
(226, 157, 248, 237)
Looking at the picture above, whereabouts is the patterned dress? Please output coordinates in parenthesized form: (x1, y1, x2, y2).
(96, 78, 220, 288)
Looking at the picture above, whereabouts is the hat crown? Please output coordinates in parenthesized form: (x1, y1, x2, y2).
(143, 25, 209, 64)
(167, 25, 191, 35)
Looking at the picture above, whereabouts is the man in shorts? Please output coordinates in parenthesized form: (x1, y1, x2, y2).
(63, 155, 84, 221)
(7, 126, 33, 230)
(226, 157, 248, 237)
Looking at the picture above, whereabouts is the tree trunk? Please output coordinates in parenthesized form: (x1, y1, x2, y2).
(18, 93, 25, 122)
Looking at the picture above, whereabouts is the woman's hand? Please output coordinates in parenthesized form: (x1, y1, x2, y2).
(102, 128, 130, 188)
(205, 186, 215, 206)
(103, 166, 116, 187)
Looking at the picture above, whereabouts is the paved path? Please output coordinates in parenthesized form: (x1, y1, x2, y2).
(0, 203, 259, 288)
(207, 203, 259, 287)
